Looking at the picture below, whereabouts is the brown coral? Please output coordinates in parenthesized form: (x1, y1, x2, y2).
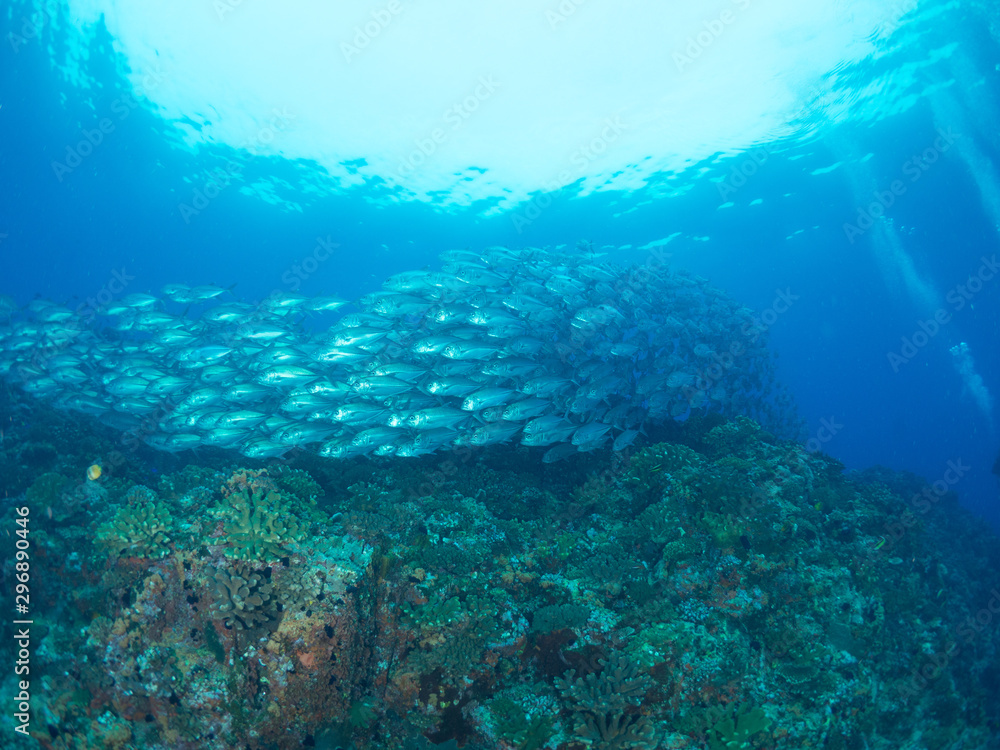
(210, 563, 278, 631)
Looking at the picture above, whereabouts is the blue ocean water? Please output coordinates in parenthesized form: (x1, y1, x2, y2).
(1, 0, 998, 533)
(6, 5, 1000, 749)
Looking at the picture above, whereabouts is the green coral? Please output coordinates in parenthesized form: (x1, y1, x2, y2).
(123, 484, 157, 505)
(401, 585, 509, 685)
(633, 499, 683, 546)
(548, 531, 580, 561)
(158, 464, 224, 501)
(556, 653, 660, 749)
(703, 511, 743, 550)
(489, 697, 556, 750)
(203, 621, 226, 663)
(572, 712, 659, 750)
(698, 458, 759, 515)
(774, 637, 830, 690)
(567, 541, 637, 597)
(219, 485, 306, 561)
(348, 698, 378, 728)
(556, 652, 655, 715)
(97, 496, 173, 557)
(624, 622, 680, 670)
(408, 630, 484, 685)
(706, 705, 771, 750)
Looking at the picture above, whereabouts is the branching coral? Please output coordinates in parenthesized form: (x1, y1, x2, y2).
(567, 541, 637, 597)
(556, 652, 655, 714)
(556, 653, 659, 749)
(400, 583, 511, 687)
(402, 593, 463, 632)
(348, 697, 379, 728)
(572, 712, 659, 750)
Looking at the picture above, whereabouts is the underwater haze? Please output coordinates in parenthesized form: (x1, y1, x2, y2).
(2, 1, 1000, 749)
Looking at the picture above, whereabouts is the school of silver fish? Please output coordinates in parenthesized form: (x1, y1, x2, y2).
(0, 245, 782, 461)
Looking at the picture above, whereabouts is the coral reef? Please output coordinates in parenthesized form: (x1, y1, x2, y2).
(2, 403, 1000, 750)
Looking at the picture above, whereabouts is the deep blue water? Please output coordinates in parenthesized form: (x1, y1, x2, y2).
(2, 1, 999, 530)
